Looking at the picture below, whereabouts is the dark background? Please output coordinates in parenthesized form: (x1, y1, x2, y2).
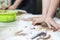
(33, 0, 42, 14)
(11, 0, 42, 14)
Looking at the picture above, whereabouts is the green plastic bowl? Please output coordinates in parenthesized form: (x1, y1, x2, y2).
(0, 10, 18, 22)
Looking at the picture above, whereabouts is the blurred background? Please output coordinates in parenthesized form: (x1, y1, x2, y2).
(33, 0, 42, 14)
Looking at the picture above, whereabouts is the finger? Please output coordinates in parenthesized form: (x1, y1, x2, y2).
(32, 20, 36, 25)
(45, 20, 52, 29)
(32, 17, 44, 25)
(49, 20, 58, 31)
(32, 20, 42, 25)
(32, 19, 41, 25)
(32, 18, 39, 25)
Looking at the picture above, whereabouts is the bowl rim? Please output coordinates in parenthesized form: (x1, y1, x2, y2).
(0, 10, 27, 14)
(0, 10, 18, 14)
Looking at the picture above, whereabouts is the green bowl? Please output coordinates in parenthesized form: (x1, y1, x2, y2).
(0, 10, 18, 22)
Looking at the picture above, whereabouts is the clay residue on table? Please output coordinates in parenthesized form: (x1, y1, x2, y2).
(17, 12, 25, 15)
(15, 30, 27, 36)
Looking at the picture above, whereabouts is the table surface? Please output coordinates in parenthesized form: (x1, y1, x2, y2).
(0, 14, 60, 40)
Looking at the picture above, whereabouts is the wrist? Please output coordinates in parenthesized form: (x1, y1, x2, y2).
(46, 16, 54, 18)
(46, 17, 53, 20)
(42, 16, 46, 19)
(12, 5, 17, 9)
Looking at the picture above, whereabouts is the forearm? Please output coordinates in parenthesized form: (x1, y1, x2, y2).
(12, 0, 23, 8)
(47, 0, 59, 18)
(8, 0, 11, 6)
(42, 0, 51, 18)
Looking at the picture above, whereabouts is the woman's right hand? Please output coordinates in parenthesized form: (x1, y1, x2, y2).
(32, 16, 46, 25)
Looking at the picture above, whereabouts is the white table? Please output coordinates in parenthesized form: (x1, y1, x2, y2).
(0, 14, 60, 40)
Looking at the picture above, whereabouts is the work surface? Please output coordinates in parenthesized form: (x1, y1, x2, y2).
(0, 14, 60, 40)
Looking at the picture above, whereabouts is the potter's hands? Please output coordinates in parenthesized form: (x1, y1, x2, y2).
(32, 16, 46, 25)
(32, 17, 59, 31)
(45, 17, 58, 31)
(2, 5, 16, 10)
(8, 5, 16, 10)
(1, 5, 10, 10)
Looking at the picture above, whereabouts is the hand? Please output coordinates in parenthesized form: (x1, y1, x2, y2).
(1, 5, 9, 10)
(32, 16, 46, 25)
(32, 16, 59, 31)
(8, 5, 16, 10)
(44, 17, 59, 31)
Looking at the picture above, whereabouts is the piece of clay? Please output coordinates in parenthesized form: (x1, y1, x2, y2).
(40, 34, 51, 39)
(15, 30, 27, 36)
(21, 17, 34, 21)
(37, 34, 51, 40)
